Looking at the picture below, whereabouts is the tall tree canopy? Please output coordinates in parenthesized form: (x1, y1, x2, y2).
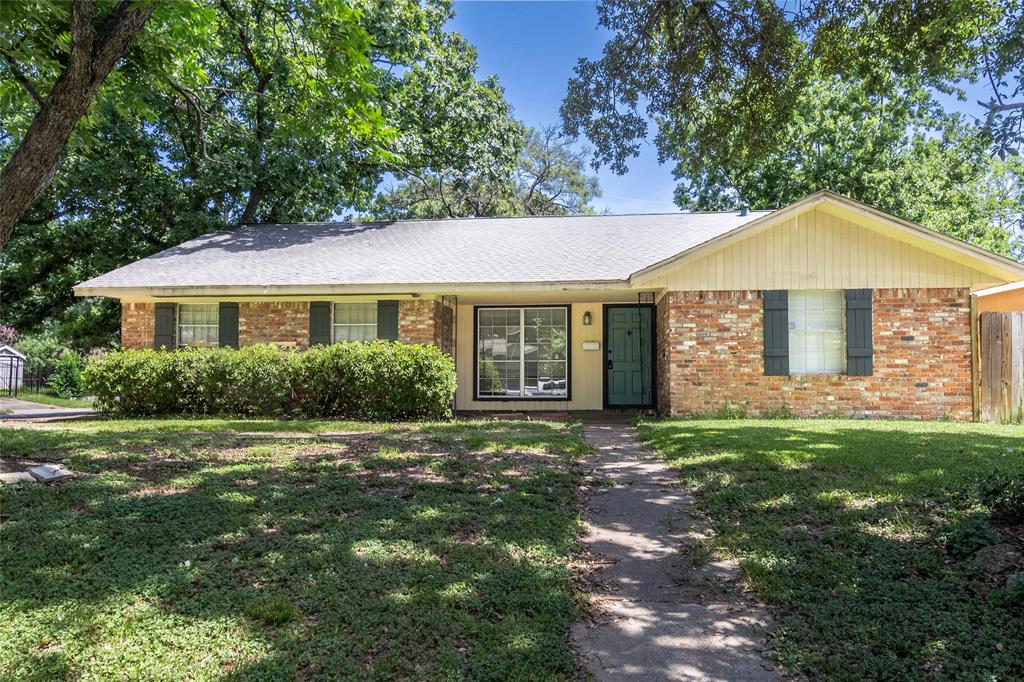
(370, 125, 601, 219)
(675, 76, 1023, 257)
(562, 0, 1024, 241)
(0, 0, 519, 345)
(0, 0, 207, 246)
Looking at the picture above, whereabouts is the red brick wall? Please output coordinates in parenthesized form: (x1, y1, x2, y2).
(117, 297, 455, 355)
(121, 302, 156, 348)
(398, 299, 437, 345)
(656, 295, 672, 415)
(239, 302, 309, 348)
(433, 297, 455, 355)
(659, 288, 972, 420)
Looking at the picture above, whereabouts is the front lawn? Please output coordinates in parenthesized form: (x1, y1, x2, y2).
(638, 418, 1024, 680)
(11, 388, 94, 408)
(0, 418, 589, 680)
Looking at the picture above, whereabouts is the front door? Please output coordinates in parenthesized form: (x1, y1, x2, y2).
(604, 305, 654, 407)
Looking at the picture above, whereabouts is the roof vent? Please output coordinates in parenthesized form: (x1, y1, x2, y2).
(739, 204, 749, 217)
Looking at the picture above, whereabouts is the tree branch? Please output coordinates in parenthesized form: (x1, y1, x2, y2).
(0, 0, 154, 248)
(0, 48, 44, 106)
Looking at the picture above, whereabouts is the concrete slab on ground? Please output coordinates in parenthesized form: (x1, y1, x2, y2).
(572, 423, 778, 681)
(0, 397, 95, 421)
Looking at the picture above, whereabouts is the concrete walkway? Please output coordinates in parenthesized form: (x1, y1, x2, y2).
(572, 423, 778, 681)
(0, 397, 96, 421)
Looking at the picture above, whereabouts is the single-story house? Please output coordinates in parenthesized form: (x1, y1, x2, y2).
(74, 190, 1024, 420)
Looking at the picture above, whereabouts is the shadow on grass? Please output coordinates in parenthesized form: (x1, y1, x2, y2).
(0, 420, 585, 679)
(637, 420, 1024, 680)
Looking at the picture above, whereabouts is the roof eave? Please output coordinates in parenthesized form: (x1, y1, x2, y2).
(972, 280, 1024, 297)
(73, 279, 635, 299)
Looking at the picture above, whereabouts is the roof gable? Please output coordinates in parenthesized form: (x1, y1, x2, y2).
(630, 191, 1024, 285)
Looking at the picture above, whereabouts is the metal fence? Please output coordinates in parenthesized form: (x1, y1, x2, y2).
(0, 356, 53, 397)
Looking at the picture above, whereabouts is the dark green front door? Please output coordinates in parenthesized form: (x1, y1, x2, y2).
(605, 306, 653, 407)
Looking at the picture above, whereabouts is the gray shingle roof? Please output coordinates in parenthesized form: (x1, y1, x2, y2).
(76, 211, 770, 291)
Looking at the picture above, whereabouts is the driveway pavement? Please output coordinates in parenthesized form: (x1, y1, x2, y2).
(0, 397, 96, 421)
(572, 423, 778, 681)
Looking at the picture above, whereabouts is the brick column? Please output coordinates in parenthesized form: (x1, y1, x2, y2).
(121, 302, 156, 348)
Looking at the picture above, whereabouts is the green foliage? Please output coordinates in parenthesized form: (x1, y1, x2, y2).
(564, 1, 1022, 170)
(46, 349, 86, 398)
(15, 329, 68, 373)
(564, 1, 1024, 253)
(975, 472, 1024, 524)
(1, 0, 520, 347)
(990, 572, 1024, 609)
(295, 342, 458, 421)
(711, 401, 750, 420)
(372, 125, 601, 218)
(12, 389, 93, 409)
(83, 343, 456, 420)
(672, 76, 1023, 257)
(638, 419, 1024, 678)
(944, 514, 1004, 560)
(244, 593, 299, 626)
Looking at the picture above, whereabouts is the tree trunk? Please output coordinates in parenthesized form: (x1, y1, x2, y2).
(0, 0, 153, 249)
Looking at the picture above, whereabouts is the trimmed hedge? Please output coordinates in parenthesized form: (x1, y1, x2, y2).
(83, 343, 456, 420)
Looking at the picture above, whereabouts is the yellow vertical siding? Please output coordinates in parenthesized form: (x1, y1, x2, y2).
(454, 302, 607, 411)
(636, 207, 994, 290)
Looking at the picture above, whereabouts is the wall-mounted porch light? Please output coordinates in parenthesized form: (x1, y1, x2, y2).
(583, 310, 593, 326)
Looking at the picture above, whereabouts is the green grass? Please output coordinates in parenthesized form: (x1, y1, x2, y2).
(0, 418, 590, 680)
(637, 418, 1024, 680)
(11, 389, 94, 408)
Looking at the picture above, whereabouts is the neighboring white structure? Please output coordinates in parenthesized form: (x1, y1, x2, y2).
(0, 345, 26, 391)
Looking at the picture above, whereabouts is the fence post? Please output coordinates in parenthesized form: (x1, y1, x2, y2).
(970, 293, 980, 422)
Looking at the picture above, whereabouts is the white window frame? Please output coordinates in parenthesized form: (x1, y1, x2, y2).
(475, 305, 569, 400)
(332, 302, 378, 342)
(176, 303, 219, 348)
(788, 290, 846, 375)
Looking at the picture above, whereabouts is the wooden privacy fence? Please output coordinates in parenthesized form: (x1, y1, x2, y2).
(979, 311, 1024, 423)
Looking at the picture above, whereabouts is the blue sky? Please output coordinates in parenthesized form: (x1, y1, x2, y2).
(447, 1, 994, 215)
(447, 1, 680, 214)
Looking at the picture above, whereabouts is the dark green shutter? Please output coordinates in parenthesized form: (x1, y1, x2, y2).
(154, 303, 175, 349)
(377, 300, 399, 340)
(763, 290, 789, 376)
(846, 289, 873, 375)
(219, 302, 239, 348)
(309, 301, 332, 345)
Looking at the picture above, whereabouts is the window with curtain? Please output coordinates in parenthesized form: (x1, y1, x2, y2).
(177, 304, 219, 347)
(789, 290, 845, 374)
(333, 302, 377, 341)
(477, 306, 568, 399)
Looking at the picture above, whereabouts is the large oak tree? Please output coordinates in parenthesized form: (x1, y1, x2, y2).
(0, 0, 520, 345)
(370, 125, 601, 219)
(562, 0, 1024, 238)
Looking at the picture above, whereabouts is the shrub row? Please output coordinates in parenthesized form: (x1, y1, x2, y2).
(83, 343, 456, 420)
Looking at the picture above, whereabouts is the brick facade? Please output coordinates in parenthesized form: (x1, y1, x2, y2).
(238, 302, 310, 348)
(433, 297, 455, 356)
(397, 299, 438, 346)
(120, 298, 456, 353)
(656, 295, 672, 415)
(657, 288, 972, 420)
(121, 302, 156, 348)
